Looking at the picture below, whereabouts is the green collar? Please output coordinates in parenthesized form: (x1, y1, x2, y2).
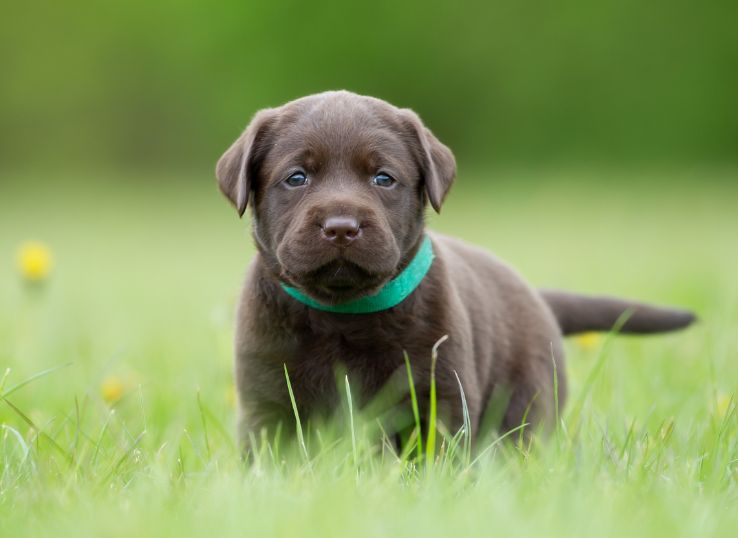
(281, 235, 434, 314)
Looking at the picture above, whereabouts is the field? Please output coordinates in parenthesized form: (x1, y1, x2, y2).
(1, 169, 736, 537)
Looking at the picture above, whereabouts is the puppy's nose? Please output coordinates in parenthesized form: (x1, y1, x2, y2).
(321, 216, 362, 246)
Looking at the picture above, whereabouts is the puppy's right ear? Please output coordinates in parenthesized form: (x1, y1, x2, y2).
(215, 108, 276, 217)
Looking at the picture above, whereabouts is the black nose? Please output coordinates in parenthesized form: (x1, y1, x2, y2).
(321, 216, 362, 246)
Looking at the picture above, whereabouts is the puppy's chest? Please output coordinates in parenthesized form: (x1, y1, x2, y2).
(285, 314, 413, 398)
(300, 314, 406, 365)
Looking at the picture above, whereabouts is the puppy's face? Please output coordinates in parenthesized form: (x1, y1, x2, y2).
(216, 91, 456, 304)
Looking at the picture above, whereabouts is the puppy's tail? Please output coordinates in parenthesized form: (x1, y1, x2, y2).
(540, 289, 696, 336)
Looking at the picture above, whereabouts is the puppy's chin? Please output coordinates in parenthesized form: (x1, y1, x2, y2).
(285, 260, 391, 305)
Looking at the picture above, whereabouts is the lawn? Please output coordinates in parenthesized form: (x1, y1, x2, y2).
(1, 168, 736, 537)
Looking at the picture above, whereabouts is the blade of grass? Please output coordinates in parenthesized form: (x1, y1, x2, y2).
(96, 430, 146, 488)
(453, 370, 472, 467)
(2, 396, 72, 463)
(200, 403, 237, 455)
(550, 342, 563, 450)
(376, 419, 402, 463)
(426, 335, 448, 470)
(1, 424, 30, 461)
(0, 363, 73, 399)
(283, 364, 309, 464)
(344, 375, 358, 468)
(516, 393, 537, 453)
(566, 309, 633, 431)
(404, 351, 423, 460)
(468, 423, 529, 468)
(91, 409, 115, 468)
(196, 389, 211, 460)
(0, 368, 11, 394)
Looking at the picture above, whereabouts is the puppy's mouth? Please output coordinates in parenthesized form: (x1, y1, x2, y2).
(285, 259, 390, 305)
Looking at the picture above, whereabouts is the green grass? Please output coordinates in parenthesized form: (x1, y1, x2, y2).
(1, 169, 737, 537)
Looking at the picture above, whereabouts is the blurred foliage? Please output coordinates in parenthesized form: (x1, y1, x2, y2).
(1, 0, 737, 173)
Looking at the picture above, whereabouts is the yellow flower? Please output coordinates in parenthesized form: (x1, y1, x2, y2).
(574, 331, 602, 350)
(715, 393, 733, 420)
(100, 376, 126, 404)
(226, 383, 237, 408)
(17, 241, 53, 282)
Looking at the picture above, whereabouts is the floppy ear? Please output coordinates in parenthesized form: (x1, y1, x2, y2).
(215, 108, 276, 217)
(401, 109, 457, 213)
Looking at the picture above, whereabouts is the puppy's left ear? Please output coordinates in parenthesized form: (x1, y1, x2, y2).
(401, 109, 457, 213)
(216, 108, 277, 217)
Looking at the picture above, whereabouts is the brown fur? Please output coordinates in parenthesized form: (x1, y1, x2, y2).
(215, 90, 695, 446)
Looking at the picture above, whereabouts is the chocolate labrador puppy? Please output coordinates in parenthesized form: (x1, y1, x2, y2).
(216, 91, 694, 446)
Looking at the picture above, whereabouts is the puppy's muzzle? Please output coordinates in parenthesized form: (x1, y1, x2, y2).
(320, 216, 362, 247)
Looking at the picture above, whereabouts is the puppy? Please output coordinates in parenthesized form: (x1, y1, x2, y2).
(216, 91, 694, 446)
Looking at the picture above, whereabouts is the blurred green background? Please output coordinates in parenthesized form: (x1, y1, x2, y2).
(1, 0, 736, 391)
(1, 0, 737, 173)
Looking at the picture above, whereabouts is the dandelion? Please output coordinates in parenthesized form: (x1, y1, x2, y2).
(100, 376, 126, 404)
(16, 241, 53, 282)
(714, 393, 733, 420)
(226, 383, 237, 408)
(574, 331, 602, 351)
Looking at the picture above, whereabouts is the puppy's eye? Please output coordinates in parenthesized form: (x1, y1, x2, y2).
(372, 172, 395, 187)
(285, 171, 308, 187)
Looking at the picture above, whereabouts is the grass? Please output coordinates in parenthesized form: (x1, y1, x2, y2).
(1, 168, 737, 537)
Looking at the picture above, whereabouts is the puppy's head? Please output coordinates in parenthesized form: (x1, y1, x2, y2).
(216, 91, 456, 305)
